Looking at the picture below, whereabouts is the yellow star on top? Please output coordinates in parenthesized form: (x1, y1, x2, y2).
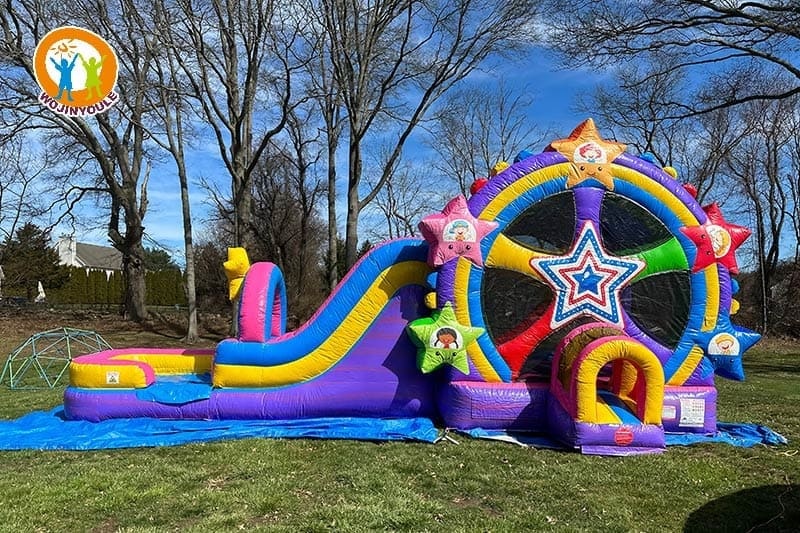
(548, 118, 627, 190)
(223, 247, 251, 301)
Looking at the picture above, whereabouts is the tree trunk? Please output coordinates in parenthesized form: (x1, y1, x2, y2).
(122, 241, 148, 323)
(179, 168, 198, 343)
(234, 177, 255, 251)
(327, 137, 339, 290)
(345, 137, 362, 269)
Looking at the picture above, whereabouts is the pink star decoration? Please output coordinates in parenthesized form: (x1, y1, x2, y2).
(680, 203, 751, 274)
(418, 195, 498, 267)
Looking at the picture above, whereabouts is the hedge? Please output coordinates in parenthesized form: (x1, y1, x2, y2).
(46, 267, 187, 305)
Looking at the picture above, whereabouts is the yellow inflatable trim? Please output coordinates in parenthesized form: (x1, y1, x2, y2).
(224, 247, 251, 301)
(558, 325, 624, 390)
(70, 351, 213, 389)
(594, 395, 624, 424)
(666, 346, 705, 386)
(486, 234, 548, 279)
(454, 258, 502, 382)
(574, 338, 664, 425)
(482, 163, 572, 220)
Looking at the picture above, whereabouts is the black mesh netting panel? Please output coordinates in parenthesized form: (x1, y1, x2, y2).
(505, 191, 576, 254)
(600, 192, 674, 255)
(622, 272, 691, 349)
(482, 268, 553, 346)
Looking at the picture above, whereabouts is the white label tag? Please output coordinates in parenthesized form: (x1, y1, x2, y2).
(679, 398, 705, 428)
(662, 405, 677, 420)
(106, 371, 120, 385)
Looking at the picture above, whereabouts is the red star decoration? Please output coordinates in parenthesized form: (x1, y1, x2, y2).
(680, 203, 751, 274)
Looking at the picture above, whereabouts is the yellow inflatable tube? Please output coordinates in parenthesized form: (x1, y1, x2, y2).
(571, 337, 664, 425)
(70, 348, 214, 389)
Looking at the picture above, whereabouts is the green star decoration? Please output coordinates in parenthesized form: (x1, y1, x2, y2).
(406, 302, 484, 375)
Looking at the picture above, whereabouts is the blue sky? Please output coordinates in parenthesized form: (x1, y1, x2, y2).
(55, 48, 610, 263)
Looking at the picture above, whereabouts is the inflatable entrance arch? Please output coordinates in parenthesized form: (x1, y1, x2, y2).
(65, 119, 760, 455)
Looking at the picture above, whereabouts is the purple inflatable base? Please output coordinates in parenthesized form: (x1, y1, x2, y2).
(65, 377, 715, 457)
(662, 386, 717, 434)
(579, 445, 664, 456)
(439, 380, 716, 428)
(64, 384, 436, 423)
(437, 380, 550, 430)
(547, 399, 666, 452)
(437, 380, 721, 454)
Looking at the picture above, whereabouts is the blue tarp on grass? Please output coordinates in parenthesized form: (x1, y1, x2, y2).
(665, 422, 788, 447)
(0, 408, 439, 450)
(0, 408, 787, 451)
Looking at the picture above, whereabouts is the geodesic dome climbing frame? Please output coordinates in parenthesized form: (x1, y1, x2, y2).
(1, 328, 112, 389)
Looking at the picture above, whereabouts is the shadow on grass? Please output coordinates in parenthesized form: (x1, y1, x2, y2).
(684, 484, 799, 532)
(745, 360, 800, 376)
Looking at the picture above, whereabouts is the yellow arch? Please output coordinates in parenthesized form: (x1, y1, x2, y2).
(574, 338, 664, 425)
(558, 325, 624, 391)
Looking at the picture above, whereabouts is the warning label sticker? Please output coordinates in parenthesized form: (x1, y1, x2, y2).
(679, 398, 706, 428)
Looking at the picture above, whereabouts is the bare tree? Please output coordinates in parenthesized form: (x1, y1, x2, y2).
(269, 105, 327, 311)
(542, 0, 800, 116)
(141, 1, 200, 342)
(788, 109, 800, 263)
(575, 56, 687, 163)
(296, 9, 347, 291)
(318, 0, 539, 268)
(573, 55, 751, 204)
(249, 133, 327, 321)
(0, 136, 52, 245)
(675, 109, 752, 205)
(429, 81, 546, 196)
(364, 159, 440, 241)
(0, 0, 161, 322)
(721, 91, 797, 333)
(169, 0, 302, 251)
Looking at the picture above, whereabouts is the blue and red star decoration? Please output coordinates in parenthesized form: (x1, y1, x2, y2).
(530, 221, 645, 329)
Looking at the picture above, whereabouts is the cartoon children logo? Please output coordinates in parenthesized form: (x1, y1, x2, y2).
(33, 26, 119, 117)
(574, 142, 607, 164)
(707, 332, 740, 356)
(706, 224, 732, 258)
(443, 219, 476, 242)
(430, 327, 462, 350)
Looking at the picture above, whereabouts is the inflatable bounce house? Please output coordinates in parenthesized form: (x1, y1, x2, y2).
(64, 119, 761, 455)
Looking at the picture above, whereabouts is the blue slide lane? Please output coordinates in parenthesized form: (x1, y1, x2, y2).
(215, 238, 429, 367)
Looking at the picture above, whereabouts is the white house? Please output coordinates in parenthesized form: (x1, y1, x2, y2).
(56, 236, 123, 277)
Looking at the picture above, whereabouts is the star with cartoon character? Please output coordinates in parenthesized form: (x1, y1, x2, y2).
(681, 203, 751, 274)
(418, 195, 498, 267)
(695, 315, 760, 381)
(406, 302, 484, 374)
(548, 119, 627, 190)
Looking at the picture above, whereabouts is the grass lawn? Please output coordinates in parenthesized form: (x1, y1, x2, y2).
(0, 309, 798, 532)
